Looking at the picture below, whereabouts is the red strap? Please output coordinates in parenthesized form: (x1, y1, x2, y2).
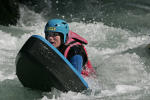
(64, 42, 96, 77)
(81, 46, 96, 76)
(64, 42, 81, 58)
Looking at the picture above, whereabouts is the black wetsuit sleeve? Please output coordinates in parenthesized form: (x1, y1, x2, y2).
(67, 45, 87, 66)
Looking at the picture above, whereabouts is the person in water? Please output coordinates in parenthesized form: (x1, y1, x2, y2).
(44, 19, 95, 76)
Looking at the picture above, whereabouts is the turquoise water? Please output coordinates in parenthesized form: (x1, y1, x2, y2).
(1, 1, 150, 100)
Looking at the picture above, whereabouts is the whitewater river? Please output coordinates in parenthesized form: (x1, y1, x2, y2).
(1, 1, 150, 100)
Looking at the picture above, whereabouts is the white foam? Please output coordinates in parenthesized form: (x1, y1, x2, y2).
(0, 71, 16, 81)
(41, 91, 95, 100)
(115, 85, 141, 93)
(0, 30, 18, 50)
(70, 22, 150, 57)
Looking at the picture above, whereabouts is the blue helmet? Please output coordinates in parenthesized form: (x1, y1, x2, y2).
(44, 19, 69, 43)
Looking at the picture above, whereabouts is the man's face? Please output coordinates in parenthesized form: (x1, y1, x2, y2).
(46, 32, 62, 48)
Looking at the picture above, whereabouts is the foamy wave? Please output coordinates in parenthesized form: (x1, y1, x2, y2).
(0, 71, 16, 81)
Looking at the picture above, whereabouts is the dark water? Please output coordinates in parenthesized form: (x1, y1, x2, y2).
(0, 0, 150, 100)
(37, 0, 150, 33)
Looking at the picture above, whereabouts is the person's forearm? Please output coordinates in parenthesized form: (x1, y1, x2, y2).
(69, 55, 83, 73)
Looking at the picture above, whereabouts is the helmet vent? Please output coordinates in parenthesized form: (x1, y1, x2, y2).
(62, 22, 66, 25)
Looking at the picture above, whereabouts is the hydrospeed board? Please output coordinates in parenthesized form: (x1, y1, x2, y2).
(15, 35, 88, 92)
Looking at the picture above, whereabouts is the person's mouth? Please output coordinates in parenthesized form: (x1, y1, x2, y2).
(50, 42, 55, 45)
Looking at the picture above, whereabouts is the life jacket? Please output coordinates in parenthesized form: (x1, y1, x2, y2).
(64, 31, 95, 76)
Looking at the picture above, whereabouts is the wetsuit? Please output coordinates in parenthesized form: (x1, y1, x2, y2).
(62, 31, 95, 76)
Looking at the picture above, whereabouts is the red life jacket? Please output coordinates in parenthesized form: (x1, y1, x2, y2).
(64, 31, 95, 77)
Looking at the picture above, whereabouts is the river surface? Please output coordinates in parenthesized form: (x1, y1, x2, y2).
(1, 0, 150, 100)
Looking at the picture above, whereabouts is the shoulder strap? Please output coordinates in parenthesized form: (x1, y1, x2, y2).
(64, 41, 82, 58)
(66, 41, 77, 47)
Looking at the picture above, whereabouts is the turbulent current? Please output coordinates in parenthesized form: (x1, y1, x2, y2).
(1, 1, 150, 100)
